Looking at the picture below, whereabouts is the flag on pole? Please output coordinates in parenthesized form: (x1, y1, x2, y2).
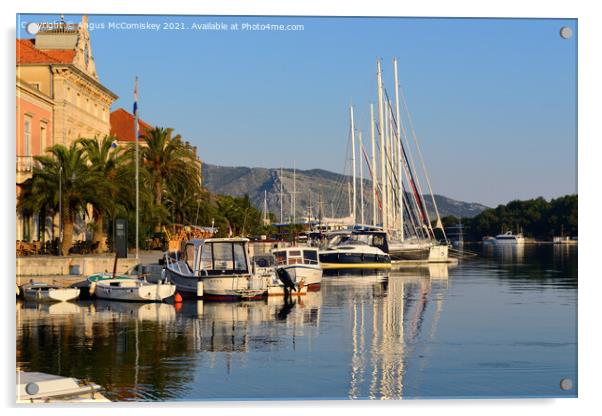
(133, 78, 139, 140)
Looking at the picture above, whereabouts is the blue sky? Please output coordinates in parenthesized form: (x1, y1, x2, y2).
(17, 14, 577, 207)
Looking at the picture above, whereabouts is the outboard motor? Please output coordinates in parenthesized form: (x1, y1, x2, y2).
(276, 267, 296, 292)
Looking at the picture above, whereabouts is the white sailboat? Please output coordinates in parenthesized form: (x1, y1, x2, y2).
(21, 283, 80, 303)
(360, 58, 450, 263)
(92, 276, 176, 302)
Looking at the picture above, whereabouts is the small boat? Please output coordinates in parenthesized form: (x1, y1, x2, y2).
(494, 231, 525, 245)
(17, 370, 110, 403)
(164, 238, 269, 300)
(92, 276, 175, 302)
(272, 247, 322, 289)
(21, 282, 80, 303)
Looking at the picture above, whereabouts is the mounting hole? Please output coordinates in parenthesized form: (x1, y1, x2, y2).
(560, 378, 573, 390)
(25, 22, 40, 35)
(25, 382, 39, 395)
(560, 26, 573, 39)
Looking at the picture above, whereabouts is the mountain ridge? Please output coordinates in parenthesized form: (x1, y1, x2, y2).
(201, 163, 489, 220)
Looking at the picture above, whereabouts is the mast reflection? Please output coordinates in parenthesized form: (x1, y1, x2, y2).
(347, 264, 450, 399)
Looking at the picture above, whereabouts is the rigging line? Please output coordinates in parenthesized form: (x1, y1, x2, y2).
(399, 86, 447, 240)
(330, 121, 353, 218)
(385, 89, 435, 238)
(384, 89, 433, 237)
(360, 140, 383, 211)
(377, 101, 425, 236)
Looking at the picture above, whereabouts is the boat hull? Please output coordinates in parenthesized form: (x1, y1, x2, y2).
(319, 251, 391, 270)
(388, 246, 431, 261)
(278, 264, 322, 288)
(165, 267, 267, 300)
(23, 287, 80, 302)
(428, 244, 449, 262)
(94, 282, 175, 302)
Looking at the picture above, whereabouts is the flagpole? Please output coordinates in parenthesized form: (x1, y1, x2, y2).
(134, 76, 139, 260)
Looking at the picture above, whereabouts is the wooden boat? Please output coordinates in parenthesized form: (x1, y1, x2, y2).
(17, 370, 109, 403)
(272, 247, 322, 289)
(91, 277, 176, 302)
(21, 283, 80, 302)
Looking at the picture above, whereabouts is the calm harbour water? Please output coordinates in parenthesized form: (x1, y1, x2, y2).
(16, 244, 577, 400)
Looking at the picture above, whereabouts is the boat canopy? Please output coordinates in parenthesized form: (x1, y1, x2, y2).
(182, 239, 251, 276)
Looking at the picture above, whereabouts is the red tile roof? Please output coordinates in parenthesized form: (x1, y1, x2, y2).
(110, 108, 153, 142)
(16, 38, 76, 65)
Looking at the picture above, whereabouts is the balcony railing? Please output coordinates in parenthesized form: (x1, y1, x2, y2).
(16, 156, 35, 172)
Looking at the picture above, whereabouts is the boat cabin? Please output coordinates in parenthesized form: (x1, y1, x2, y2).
(273, 247, 320, 266)
(325, 230, 389, 253)
(182, 238, 251, 276)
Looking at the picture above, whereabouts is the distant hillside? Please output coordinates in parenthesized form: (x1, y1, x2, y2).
(202, 163, 488, 221)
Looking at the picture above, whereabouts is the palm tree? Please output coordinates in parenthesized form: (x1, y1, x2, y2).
(77, 136, 133, 253)
(137, 127, 202, 232)
(18, 143, 104, 255)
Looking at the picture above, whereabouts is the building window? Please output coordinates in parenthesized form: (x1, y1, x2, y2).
(24, 116, 32, 156)
(40, 122, 47, 152)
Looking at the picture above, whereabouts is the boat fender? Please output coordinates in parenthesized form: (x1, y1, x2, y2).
(89, 282, 97, 296)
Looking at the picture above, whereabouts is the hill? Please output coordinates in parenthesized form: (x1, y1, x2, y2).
(202, 163, 488, 221)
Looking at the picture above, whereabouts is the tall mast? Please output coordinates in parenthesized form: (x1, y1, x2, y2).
(359, 130, 365, 225)
(377, 59, 388, 230)
(370, 103, 377, 227)
(293, 161, 296, 225)
(280, 167, 283, 223)
(350, 105, 357, 224)
(263, 190, 268, 224)
(384, 98, 391, 230)
(393, 58, 404, 240)
(347, 182, 352, 218)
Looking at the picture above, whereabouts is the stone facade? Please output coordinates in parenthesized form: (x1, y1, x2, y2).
(16, 16, 117, 243)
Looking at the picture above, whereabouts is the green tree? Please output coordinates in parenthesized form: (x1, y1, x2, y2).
(18, 143, 104, 255)
(137, 127, 202, 232)
(77, 136, 134, 252)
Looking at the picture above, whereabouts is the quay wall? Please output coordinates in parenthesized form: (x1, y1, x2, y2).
(16, 255, 140, 280)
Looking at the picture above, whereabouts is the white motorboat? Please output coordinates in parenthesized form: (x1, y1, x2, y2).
(319, 231, 391, 271)
(494, 231, 525, 245)
(17, 371, 110, 403)
(91, 277, 176, 302)
(272, 247, 322, 289)
(164, 238, 269, 300)
(21, 283, 80, 303)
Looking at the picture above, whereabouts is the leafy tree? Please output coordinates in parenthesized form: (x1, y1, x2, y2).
(77, 136, 134, 252)
(136, 127, 201, 232)
(18, 143, 104, 255)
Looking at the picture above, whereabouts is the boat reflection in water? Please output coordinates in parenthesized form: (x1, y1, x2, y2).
(483, 242, 525, 263)
(17, 264, 450, 400)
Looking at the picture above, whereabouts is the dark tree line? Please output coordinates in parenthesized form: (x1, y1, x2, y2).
(440, 194, 577, 241)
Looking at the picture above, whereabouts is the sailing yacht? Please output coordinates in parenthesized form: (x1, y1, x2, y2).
(361, 58, 450, 263)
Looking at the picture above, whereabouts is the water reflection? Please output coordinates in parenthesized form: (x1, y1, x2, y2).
(346, 266, 449, 399)
(16, 246, 577, 400)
